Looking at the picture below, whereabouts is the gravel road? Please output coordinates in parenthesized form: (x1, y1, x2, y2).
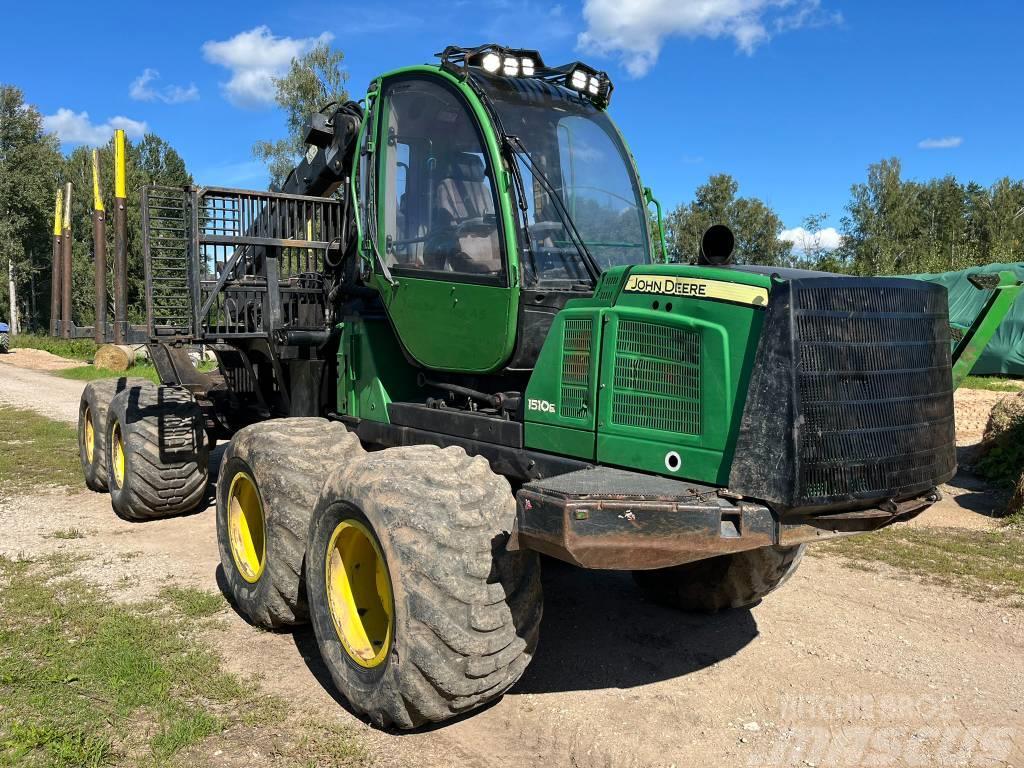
(1, 357, 1022, 767)
(0, 349, 86, 423)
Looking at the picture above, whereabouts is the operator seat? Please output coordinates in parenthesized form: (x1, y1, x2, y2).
(430, 153, 501, 274)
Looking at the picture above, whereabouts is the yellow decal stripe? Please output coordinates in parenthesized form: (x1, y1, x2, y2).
(623, 274, 769, 307)
(91, 149, 104, 212)
(114, 129, 127, 199)
(52, 189, 63, 236)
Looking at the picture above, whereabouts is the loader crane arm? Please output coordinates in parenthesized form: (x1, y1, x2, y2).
(278, 101, 363, 198)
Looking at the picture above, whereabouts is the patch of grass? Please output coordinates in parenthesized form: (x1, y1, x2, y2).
(0, 406, 81, 496)
(159, 586, 224, 619)
(49, 528, 85, 540)
(820, 524, 1024, 601)
(293, 719, 371, 767)
(1003, 511, 1024, 527)
(960, 375, 1023, 392)
(10, 334, 97, 361)
(0, 556, 286, 767)
(56, 363, 160, 385)
(151, 710, 219, 760)
(56, 360, 218, 385)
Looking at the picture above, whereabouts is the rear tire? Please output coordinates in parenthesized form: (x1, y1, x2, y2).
(77, 377, 151, 492)
(633, 545, 805, 613)
(216, 418, 364, 629)
(0, 331, 8, 353)
(105, 382, 208, 521)
(306, 444, 543, 729)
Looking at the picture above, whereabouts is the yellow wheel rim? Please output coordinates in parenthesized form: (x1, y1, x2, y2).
(325, 520, 393, 669)
(84, 406, 95, 464)
(227, 472, 266, 583)
(110, 421, 126, 488)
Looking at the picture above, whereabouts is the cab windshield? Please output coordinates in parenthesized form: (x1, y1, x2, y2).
(474, 76, 651, 287)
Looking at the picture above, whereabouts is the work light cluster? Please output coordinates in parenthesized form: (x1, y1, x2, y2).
(478, 51, 607, 98)
(438, 44, 613, 107)
(480, 51, 536, 78)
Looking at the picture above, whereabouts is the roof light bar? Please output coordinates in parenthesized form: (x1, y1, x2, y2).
(436, 44, 614, 108)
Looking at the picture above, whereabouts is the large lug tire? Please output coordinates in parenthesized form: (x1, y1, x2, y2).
(216, 418, 364, 629)
(633, 544, 806, 614)
(77, 377, 151, 492)
(105, 382, 209, 521)
(0, 331, 8, 353)
(305, 444, 543, 730)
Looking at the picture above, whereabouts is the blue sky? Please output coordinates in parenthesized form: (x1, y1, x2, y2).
(4, 0, 1022, 248)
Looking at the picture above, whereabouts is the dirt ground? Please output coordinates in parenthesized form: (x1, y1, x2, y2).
(0, 346, 83, 372)
(953, 386, 1013, 446)
(0, 348, 88, 423)
(1, 359, 1022, 767)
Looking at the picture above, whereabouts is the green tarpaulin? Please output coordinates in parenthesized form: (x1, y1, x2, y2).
(908, 262, 1024, 376)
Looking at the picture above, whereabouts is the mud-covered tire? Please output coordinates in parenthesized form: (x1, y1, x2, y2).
(0, 331, 8, 353)
(216, 418, 364, 629)
(306, 444, 543, 729)
(77, 377, 151, 492)
(633, 545, 805, 613)
(105, 382, 209, 521)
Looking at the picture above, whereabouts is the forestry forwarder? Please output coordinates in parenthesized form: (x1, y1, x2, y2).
(75, 44, 1020, 728)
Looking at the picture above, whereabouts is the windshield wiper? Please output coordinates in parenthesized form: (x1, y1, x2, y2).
(505, 134, 602, 285)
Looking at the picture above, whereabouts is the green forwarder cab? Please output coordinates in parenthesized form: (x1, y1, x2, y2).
(76, 44, 998, 729)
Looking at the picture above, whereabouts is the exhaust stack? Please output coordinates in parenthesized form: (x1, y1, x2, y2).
(699, 224, 735, 266)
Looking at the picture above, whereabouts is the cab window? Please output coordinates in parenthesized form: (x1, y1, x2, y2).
(380, 79, 504, 281)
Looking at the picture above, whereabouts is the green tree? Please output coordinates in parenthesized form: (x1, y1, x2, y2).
(838, 158, 1024, 275)
(787, 212, 848, 272)
(0, 85, 63, 332)
(253, 42, 349, 189)
(665, 174, 793, 266)
(839, 158, 932, 274)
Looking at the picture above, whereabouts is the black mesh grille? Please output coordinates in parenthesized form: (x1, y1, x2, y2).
(728, 276, 956, 514)
(793, 281, 955, 504)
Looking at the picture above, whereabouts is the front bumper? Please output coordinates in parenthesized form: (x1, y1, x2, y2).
(509, 467, 939, 570)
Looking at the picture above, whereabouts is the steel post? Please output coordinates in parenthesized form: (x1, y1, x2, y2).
(91, 149, 107, 344)
(113, 129, 128, 344)
(50, 189, 62, 336)
(60, 183, 73, 339)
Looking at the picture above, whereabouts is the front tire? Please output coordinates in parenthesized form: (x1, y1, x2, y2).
(105, 383, 208, 521)
(77, 377, 150, 492)
(306, 444, 543, 729)
(216, 418, 363, 629)
(633, 545, 805, 613)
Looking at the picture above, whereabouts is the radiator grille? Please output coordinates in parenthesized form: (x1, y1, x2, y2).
(611, 320, 701, 435)
(560, 319, 593, 420)
(794, 283, 955, 503)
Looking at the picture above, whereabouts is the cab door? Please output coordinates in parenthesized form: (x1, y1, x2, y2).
(367, 73, 519, 373)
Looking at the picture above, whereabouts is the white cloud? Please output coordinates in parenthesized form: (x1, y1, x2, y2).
(130, 68, 199, 104)
(779, 225, 843, 252)
(918, 136, 963, 150)
(42, 109, 148, 146)
(578, 0, 841, 76)
(202, 26, 332, 108)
